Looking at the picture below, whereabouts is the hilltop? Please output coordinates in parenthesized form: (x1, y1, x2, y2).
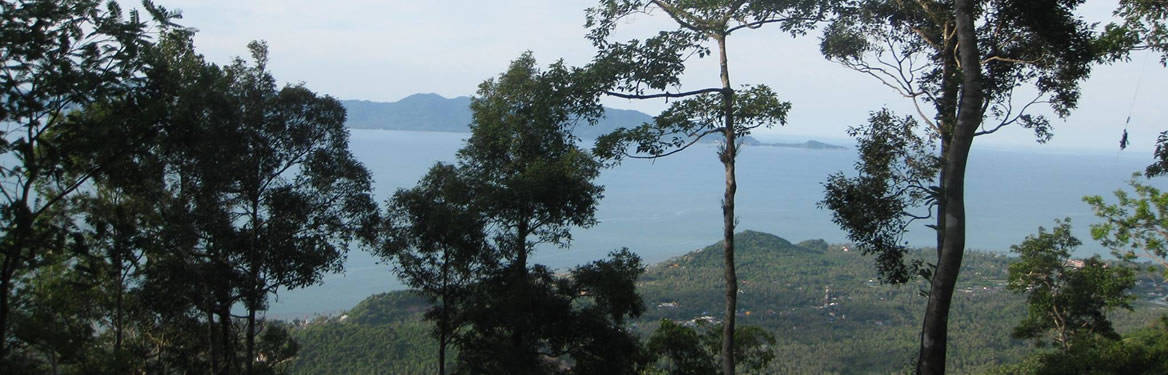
(287, 231, 1167, 374)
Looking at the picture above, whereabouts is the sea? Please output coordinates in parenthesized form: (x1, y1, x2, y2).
(266, 129, 1162, 319)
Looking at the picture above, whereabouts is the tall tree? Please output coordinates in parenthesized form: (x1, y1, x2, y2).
(0, 0, 175, 361)
(403, 53, 648, 374)
(379, 163, 492, 375)
(1006, 220, 1135, 350)
(818, 0, 1096, 372)
(222, 41, 378, 375)
(584, 2, 823, 372)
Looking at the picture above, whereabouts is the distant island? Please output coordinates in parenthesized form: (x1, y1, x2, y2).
(342, 94, 846, 150)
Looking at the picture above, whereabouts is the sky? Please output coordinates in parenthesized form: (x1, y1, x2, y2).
(154, 0, 1168, 153)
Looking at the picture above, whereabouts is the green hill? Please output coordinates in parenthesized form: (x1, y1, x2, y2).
(287, 231, 1167, 374)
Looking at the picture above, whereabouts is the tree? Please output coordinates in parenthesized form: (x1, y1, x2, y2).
(584, 2, 824, 372)
(373, 53, 646, 374)
(645, 320, 777, 375)
(0, 0, 175, 360)
(221, 41, 378, 375)
(379, 163, 492, 375)
(1085, 173, 1168, 276)
(423, 53, 647, 374)
(990, 316, 1168, 375)
(454, 251, 648, 375)
(1006, 219, 1135, 350)
(818, 0, 1097, 372)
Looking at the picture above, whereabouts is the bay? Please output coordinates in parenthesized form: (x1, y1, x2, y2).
(267, 129, 1160, 319)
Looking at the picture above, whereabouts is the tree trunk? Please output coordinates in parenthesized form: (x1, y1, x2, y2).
(438, 318, 448, 375)
(246, 300, 256, 375)
(439, 254, 451, 375)
(716, 34, 738, 375)
(0, 252, 14, 360)
(207, 307, 219, 375)
(220, 306, 236, 375)
(917, 1, 983, 373)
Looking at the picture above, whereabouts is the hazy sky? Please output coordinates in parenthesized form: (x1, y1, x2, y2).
(156, 0, 1168, 152)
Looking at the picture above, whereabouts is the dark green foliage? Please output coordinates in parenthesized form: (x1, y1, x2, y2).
(991, 317, 1168, 375)
(379, 162, 490, 374)
(374, 53, 645, 375)
(1006, 220, 1136, 349)
(644, 320, 776, 375)
(458, 53, 604, 256)
(0, 18, 375, 372)
(455, 253, 648, 375)
(822, 109, 939, 283)
(645, 320, 719, 375)
(0, 0, 178, 364)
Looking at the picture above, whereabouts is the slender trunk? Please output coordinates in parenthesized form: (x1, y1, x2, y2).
(115, 266, 124, 354)
(0, 252, 14, 360)
(207, 306, 219, 375)
(512, 218, 530, 361)
(220, 306, 236, 375)
(438, 317, 448, 375)
(0, 204, 31, 360)
(716, 34, 738, 375)
(918, 1, 983, 373)
(439, 253, 451, 375)
(246, 300, 256, 375)
(246, 202, 261, 375)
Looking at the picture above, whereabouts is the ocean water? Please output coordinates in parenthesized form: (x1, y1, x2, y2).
(267, 129, 1161, 318)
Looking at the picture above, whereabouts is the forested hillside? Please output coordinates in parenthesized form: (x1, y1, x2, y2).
(288, 231, 1168, 374)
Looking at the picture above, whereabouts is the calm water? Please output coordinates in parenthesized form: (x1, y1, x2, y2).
(267, 129, 1161, 318)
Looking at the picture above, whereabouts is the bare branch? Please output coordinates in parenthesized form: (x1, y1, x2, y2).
(623, 128, 723, 159)
(981, 56, 1039, 65)
(650, 0, 709, 34)
(605, 88, 725, 99)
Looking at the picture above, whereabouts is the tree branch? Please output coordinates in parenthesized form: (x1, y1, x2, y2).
(605, 87, 725, 99)
(623, 128, 723, 159)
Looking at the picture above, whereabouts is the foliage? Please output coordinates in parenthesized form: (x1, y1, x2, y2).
(645, 320, 718, 375)
(1006, 220, 1136, 350)
(0, 0, 178, 363)
(583, 2, 823, 373)
(373, 53, 644, 375)
(0, 15, 375, 372)
(287, 231, 1168, 374)
(990, 316, 1168, 375)
(454, 251, 648, 375)
(644, 319, 776, 375)
(821, 109, 939, 283)
(1086, 173, 1168, 276)
(1098, 0, 1168, 66)
(819, 0, 1099, 372)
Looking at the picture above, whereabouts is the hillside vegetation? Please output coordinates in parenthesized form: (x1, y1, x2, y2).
(288, 231, 1168, 374)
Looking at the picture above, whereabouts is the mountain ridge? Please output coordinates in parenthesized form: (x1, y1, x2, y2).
(340, 94, 847, 150)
